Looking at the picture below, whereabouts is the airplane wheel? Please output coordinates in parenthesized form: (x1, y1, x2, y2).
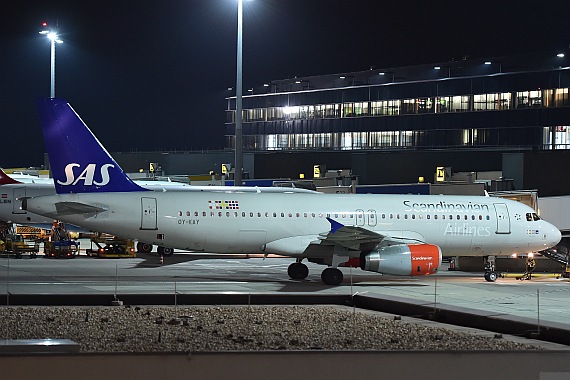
(288, 262, 309, 280)
(321, 268, 343, 286)
(484, 271, 498, 282)
(137, 242, 153, 253)
(157, 246, 174, 257)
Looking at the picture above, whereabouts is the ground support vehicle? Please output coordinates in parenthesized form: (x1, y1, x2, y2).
(0, 234, 39, 258)
(86, 236, 136, 258)
(44, 240, 80, 258)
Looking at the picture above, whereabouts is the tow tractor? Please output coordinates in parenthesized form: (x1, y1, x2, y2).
(86, 234, 136, 258)
(43, 221, 80, 259)
(0, 233, 40, 258)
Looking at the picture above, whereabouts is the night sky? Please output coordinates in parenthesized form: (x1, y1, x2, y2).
(2, 0, 569, 168)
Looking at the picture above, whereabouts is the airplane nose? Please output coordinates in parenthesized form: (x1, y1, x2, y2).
(548, 224, 562, 247)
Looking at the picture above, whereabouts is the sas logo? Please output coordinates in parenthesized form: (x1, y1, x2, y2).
(57, 163, 115, 186)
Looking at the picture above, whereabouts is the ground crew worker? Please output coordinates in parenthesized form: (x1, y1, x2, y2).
(522, 254, 536, 280)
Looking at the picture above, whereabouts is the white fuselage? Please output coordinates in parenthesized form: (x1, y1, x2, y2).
(25, 191, 561, 258)
(0, 179, 313, 227)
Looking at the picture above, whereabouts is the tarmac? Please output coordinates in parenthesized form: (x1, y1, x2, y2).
(1, 249, 570, 380)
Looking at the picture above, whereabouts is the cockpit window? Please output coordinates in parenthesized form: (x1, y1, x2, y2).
(532, 213, 541, 221)
(526, 213, 532, 221)
(526, 212, 541, 221)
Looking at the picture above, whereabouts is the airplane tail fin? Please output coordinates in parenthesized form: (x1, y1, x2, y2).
(0, 169, 22, 185)
(36, 98, 148, 194)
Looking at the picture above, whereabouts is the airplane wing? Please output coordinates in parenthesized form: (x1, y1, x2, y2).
(317, 217, 384, 251)
(55, 202, 107, 215)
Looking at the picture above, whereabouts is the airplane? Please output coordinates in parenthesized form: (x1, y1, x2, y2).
(23, 98, 562, 285)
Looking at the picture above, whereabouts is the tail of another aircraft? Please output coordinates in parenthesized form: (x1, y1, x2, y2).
(0, 169, 22, 185)
(36, 98, 148, 194)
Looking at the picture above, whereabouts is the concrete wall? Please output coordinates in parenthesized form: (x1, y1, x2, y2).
(2, 351, 570, 380)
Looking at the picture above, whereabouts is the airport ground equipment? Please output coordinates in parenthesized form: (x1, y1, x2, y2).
(0, 233, 39, 258)
(44, 240, 79, 258)
(86, 236, 136, 258)
(15, 225, 49, 241)
(43, 221, 79, 258)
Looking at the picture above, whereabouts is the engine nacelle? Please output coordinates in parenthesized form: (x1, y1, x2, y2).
(360, 244, 442, 276)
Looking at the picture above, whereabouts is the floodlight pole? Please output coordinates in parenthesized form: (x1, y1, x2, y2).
(234, 0, 243, 186)
(50, 37, 56, 98)
(40, 30, 63, 98)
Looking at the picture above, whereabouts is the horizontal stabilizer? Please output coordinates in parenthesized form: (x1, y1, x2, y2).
(54, 202, 107, 216)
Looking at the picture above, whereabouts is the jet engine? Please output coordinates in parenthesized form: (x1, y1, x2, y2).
(360, 244, 442, 276)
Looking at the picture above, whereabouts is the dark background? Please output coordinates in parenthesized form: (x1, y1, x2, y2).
(2, 0, 569, 167)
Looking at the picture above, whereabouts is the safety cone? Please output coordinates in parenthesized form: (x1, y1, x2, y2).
(448, 257, 456, 271)
(160, 255, 164, 265)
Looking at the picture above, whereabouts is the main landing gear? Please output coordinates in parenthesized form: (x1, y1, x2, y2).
(287, 260, 344, 286)
(484, 255, 499, 282)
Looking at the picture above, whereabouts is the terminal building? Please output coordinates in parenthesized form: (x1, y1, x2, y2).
(79, 51, 570, 196)
(221, 51, 570, 195)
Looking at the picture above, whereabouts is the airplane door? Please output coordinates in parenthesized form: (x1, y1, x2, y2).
(367, 209, 377, 227)
(355, 209, 365, 226)
(140, 197, 157, 230)
(12, 187, 26, 214)
(493, 203, 511, 234)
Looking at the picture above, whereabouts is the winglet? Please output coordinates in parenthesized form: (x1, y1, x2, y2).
(36, 98, 148, 194)
(326, 217, 344, 234)
(0, 169, 22, 185)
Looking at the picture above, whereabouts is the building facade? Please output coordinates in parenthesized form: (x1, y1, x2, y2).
(226, 52, 570, 152)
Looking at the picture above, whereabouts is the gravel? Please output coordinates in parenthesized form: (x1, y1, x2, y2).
(0, 306, 541, 352)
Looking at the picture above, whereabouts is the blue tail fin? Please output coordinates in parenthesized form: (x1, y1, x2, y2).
(36, 98, 148, 194)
